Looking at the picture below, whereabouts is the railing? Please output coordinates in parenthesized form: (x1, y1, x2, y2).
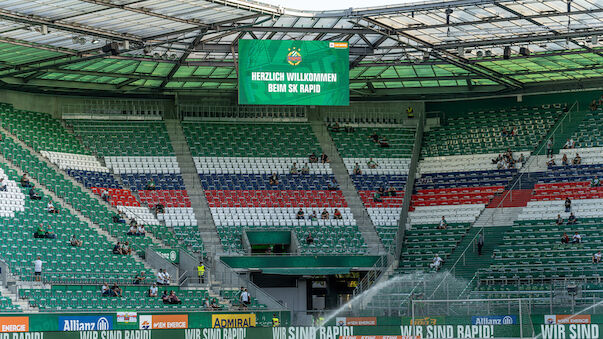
(179, 104, 307, 122)
(62, 99, 170, 120)
(21, 271, 148, 286)
(352, 254, 390, 297)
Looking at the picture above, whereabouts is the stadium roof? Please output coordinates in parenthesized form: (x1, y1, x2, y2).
(0, 0, 601, 98)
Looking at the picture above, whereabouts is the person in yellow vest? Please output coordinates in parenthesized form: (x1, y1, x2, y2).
(272, 313, 280, 327)
(406, 106, 414, 118)
(197, 261, 205, 284)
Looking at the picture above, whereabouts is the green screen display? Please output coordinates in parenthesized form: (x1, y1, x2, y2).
(238, 40, 349, 106)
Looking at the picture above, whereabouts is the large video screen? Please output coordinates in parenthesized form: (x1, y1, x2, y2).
(238, 40, 349, 106)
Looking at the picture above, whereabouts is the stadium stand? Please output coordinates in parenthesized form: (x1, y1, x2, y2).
(183, 122, 366, 254)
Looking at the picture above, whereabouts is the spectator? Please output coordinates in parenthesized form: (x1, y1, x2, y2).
(565, 198, 572, 212)
(568, 213, 577, 225)
(353, 163, 362, 175)
(593, 251, 602, 264)
(101, 189, 110, 202)
(563, 138, 575, 149)
(269, 173, 279, 186)
(209, 298, 220, 310)
(591, 176, 600, 187)
(333, 208, 342, 220)
(240, 288, 250, 308)
(163, 269, 171, 285)
(438, 216, 448, 230)
(377, 186, 385, 196)
(561, 233, 569, 244)
(309, 211, 318, 221)
(589, 99, 598, 111)
(34, 224, 46, 239)
(546, 138, 553, 158)
(330, 122, 341, 132)
(562, 153, 569, 166)
(70, 235, 82, 247)
(145, 179, 156, 190)
(491, 154, 502, 164)
(138, 225, 146, 236)
(429, 254, 444, 271)
(306, 233, 314, 244)
(290, 162, 298, 175)
(33, 256, 43, 281)
(378, 137, 390, 148)
(327, 179, 338, 190)
(161, 290, 169, 303)
(386, 186, 397, 197)
(110, 283, 122, 297)
(509, 127, 516, 137)
(113, 242, 124, 255)
(20, 173, 32, 188)
(373, 191, 383, 203)
(518, 154, 525, 165)
(572, 231, 581, 243)
(46, 201, 58, 214)
(369, 132, 379, 143)
(321, 209, 329, 219)
(477, 233, 484, 256)
(301, 163, 310, 175)
(320, 153, 329, 163)
(367, 158, 378, 169)
(573, 153, 582, 165)
(556, 214, 564, 225)
(133, 272, 145, 285)
(101, 282, 111, 296)
(148, 283, 158, 297)
(501, 127, 508, 137)
(127, 224, 138, 236)
(155, 204, 165, 214)
(157, 269, 167, 285)
(309, 153, 318, 163)
(122, 241, 132, 255)
(166, 291, 182, 304)
(0, 178, 6, 192)
(547, 158, 556, 168)
(112, 212, 125, 223)
(296, 208, 305, 219)
(45, 225, 56, 239)
(29, 188, 41, 200)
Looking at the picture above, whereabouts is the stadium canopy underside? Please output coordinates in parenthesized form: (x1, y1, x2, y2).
(0, 0, 601, 99)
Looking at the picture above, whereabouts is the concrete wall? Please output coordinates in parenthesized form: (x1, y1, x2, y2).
(264, 279, 309, 325)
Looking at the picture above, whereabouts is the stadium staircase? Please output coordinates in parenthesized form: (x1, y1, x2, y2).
(310, 122, 385, 254)
(164, 119, 221, 254)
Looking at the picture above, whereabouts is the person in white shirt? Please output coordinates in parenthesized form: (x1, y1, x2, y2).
(47, 202, 56, 213)
(0, 178, 6, 191)
(156, 269, 166, 285)
(163, 270, 171, 285)
(563, 138, 575, 149)
(240, 288, 250, 308)
(101, 282, 111, 296)
(138, 225, 146, 236)
(429, 254, 444, 271)
(148, 283, 158, 297)
(34, 257, 43, 281)
(438, 217, 447, 230)
(572, 232, 582, 244)
(593, 251, 602, 264)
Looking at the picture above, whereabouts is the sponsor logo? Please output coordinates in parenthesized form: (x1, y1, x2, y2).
(59, 316, 112, 331)
(472, 315, 517, 325)
(116, 312, 137, 323)
(329, 42, 349, 49)
(336, 317, 377, 326)
(0, 317, 28, 332)
(408, 317, 438, 326)
(212, 314, 256, 328)
(139, 314, 187, 329)
(544, 314, 591, 324)
(287, 47, 302, 66)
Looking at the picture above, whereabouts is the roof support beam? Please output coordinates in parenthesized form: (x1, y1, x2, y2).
(159, 31, 207, 88)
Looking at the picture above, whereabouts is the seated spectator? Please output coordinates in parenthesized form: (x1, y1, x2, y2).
(210, 298, 220, 310)
(429, 254, 444, 271)
(309, 153, 318, 163)
(111, 283, 123, 298)
(378, 137, 390, 148)
(301, 163, 310, 175)
(590, 99, 598, 111)
(309, 211, 318, 221)
(568, 213, 577, 225)
(101, 189, 110, 202)
(112, 242, 124, 255)
(563, 138, 575, 149)
(296, 208, 305, 219)
(148, 283, 158, 297)
(547, 158, 556, 168)
(145, 179, 156, 190)
(561, 233, 569, 244)
(133, 272, 145, 285)
(20, 173, 32, 188)
(269, 173, 279, 186)
(565, 197, 572, 212)
(321, 209, 329, 219)
(112, 213, 125, 223)
(593, 251, 602, 264)
(491, 154, 502, 164)
(367, 158, 378, 169)
(161, 290, 169, 303)
(330, 122, 341, 132)
(518, 153, 525, 164)
(101, 282, 111, 296)
(386, 186, 397, 197)
(129, 219, 137, 228)
(369, 132, 379, 143)
(122, 241, 132, 255)
(0, 178, 6, 192)
(320, 153, 329, 163)
(155, 204, 165, 214)
(127, 224, 138, 236)
(562, 153, 569, 166)
(290, 162, 298, 175)
(46, 202, 58, 214)
(556, 214, 564, 225)
(34, 224, 46, 239)
(438, 216, 448, 230)
(591, 176, 600, 187)
(353, 163, 362, 175)
(138, 225, 146, 236)
(327, 179, 339, 190)
(45, 225, 56, 239)
(166, 291, 182, 304)
(306, 233, 314, 244)
(377, 186, 385, 196)
(29, 188, 41, 200)
(501, 127, 508, 137)
(70, 235, 82, 247)
(373, 191, 383, 203)
(572, 231, 582, 243)
(573, 153, 581, 165)
(333, 208, 342, 219)
(509, 127, 516, 137)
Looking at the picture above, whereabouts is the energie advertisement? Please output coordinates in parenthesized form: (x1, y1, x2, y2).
(238, 40, 349, 106)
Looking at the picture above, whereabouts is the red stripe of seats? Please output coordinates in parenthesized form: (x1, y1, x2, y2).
(204, 190, 348, 208)
(138, 190, 191, 208)
(91, 187, 140, 207)
(358, 190, 405, 208)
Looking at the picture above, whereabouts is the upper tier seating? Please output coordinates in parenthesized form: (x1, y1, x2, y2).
(422, 106, 561, 157)
(568, 106, 603, 148)
(330, 127, 415, 158)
